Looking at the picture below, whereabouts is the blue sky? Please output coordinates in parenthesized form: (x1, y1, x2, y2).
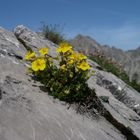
(0, 0, 140, 50)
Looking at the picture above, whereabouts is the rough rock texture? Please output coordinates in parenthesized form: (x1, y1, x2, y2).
(14, 25, 57, 58)
(0, 25, 140, 140)
(95, 70, 140, 115)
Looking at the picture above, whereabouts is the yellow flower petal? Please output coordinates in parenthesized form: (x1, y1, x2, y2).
(25, 51, 36, 60)
(56, 42, 72, 53)
(77, 61, 90, 71)
(68, 59, 74, 65)
(39, 48, 48, 56)
(60, 64, 66, 71)
(39, 63, 46, 70)
(69, 52, 78, 60)
(32, 61, 39, 71)
(70, 52, 87, 60)
(78, 53, 87, 60)
(31, 58, 46, 71)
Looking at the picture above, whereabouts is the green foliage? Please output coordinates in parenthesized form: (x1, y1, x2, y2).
(89, 53, 140, 93)
(89, 54, 129, 83)
(36, 67, 92, 103)
(40, 22, 65, 44)
(25, 43, 94, 104)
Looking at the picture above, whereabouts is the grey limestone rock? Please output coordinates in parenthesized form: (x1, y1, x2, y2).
(14, 25, 57, 58)
(0, 25, 140, 140)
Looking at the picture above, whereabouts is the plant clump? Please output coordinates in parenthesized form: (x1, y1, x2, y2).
(41, 22, 65, 44)
(25, 42, 94, 103)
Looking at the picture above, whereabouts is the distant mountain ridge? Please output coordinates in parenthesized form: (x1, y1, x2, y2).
(70, 35, 140, 83)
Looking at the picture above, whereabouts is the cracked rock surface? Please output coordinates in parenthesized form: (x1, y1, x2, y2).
(0, 25, 140, 140)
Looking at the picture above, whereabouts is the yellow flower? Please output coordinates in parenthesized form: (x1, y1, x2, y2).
(77, 61, 90, 71)
(39, 48, 48, 56)
(56, 42, 72, 53)
(31, 58, 46, 71)
(25, 51, 36, 60)
(68, 59, 74, 65)
(78, 53, 87, 60)
(60, 64, 66, 71)
(69, 52, 87, 61)
(69, 52, 78, 60)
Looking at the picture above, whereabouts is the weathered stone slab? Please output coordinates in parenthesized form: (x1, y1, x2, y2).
(0, 25, 126, 140)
